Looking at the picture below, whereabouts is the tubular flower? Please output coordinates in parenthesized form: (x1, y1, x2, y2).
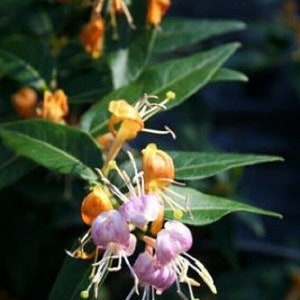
(36, 89, 69, 123)
(155, 221, 217, 299)
(81, 185, 113, 225)
(80, 14, 105, 59)
(83, 210, 138, 298)
(11, 87, 38, 119)
(146, 0, 171, 27)
(104, 92, 176, 168)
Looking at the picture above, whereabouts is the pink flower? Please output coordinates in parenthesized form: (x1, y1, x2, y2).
(155, 220, 193, 264)
(134, 252, 176, 294)
(119, 194, 161, 229)
(87, 210, 137, 298)
(126, 251, 176, 300)
(91, 209, 132, 250)
(155, 221, 217, 299)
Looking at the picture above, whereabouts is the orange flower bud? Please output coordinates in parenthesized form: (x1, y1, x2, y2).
(80, 15, 105, 59)
(108, 100, 144, 141)
(11, 87, 38, 119)
(81, 186, 113, 225)
(142, 143, 175, 190)
(146, 0, 171, 26)
(36, 89, 69, 123)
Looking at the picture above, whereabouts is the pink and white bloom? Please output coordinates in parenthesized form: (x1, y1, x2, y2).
(126, 251, 176, 300)
(119, 194, 161, 229)
(155, 220, 193, 264)
(86, 210, 138, 298)
(155, 221, 217, 299)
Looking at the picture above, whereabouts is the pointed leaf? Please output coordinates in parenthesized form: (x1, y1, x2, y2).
(165, 186, 282, 226)
(139, 43, 240, 108)
(0, 120, 102, 181)
(81, 43, 240, 136)
(170, 151, 283, 180)
(211, 67, 248, 82)
(155, 18, 246, 53)
(109, 28, 157, 88)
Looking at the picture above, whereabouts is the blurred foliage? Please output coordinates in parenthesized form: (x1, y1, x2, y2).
(0, 0, 291, 299)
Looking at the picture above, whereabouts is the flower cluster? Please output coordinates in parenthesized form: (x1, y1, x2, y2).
(68, 92, 217, 300)
(80, 0, 171, 58)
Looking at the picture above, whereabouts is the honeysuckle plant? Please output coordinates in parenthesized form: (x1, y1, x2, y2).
(0, 0, 283, 299)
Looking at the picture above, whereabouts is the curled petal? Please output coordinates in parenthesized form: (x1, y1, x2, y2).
(91, 210, 130, 249)
(119, 194, 161, 229)
(156, 221, 193, 264)
(133, 252, 176, 294)
(37, 89, 69, 123)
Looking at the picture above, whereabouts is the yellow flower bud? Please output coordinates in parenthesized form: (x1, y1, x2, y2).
(11, 87, 38, 119)
(81, 186, 113, 225)
(142, 143, 175, 191)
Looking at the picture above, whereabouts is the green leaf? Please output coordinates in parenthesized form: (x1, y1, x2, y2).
(170, 151, 283, 180)
(0, 120, 102, 181)
(0, 50, 48, 90)
(155, 18, 246, 53)
(81, 43, 240, 136)
(164, 186, 282, 226)
(48, 256, 91, 300)
(139, 43, 240, 108)
(108, 28, 157, 89)
(0, 35, 55, 90)
(0, 143, 35, 190)
(211, 67, 248, 82)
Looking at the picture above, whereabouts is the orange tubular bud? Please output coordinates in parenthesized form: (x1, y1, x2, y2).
(142, 143, 175, 191)
(11, 87, 38, 119)
(81, 186, 113, 225)
(37, 89, 69, 123)
(80, 15, 105, 59)
(146, 0, 171, 26)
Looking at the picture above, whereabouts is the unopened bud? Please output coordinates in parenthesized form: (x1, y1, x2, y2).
(142, 143, 175, 191)
(81, 185, 113, 225)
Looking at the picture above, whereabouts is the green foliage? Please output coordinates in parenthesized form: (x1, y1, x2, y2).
(0, 1, 283, 299)
(165, 186, 282, 226)
(0, 120, 102, 181)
